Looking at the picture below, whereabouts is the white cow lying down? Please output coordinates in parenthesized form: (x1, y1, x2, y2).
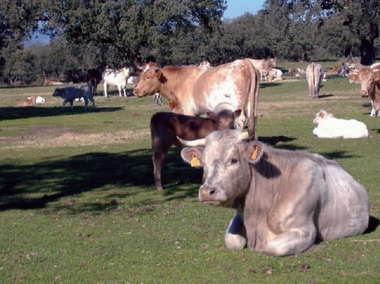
(28, 96, 45, 104)
(52, 83, 95, 111)
(313, 110, 369, 138)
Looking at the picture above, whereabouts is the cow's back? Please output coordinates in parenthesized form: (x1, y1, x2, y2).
(192, 59, 258, 137)
(316, 156, 369, 239)
(151, 112, 215, 141)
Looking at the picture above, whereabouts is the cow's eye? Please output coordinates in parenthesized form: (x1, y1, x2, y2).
(231, 158, 238, 164)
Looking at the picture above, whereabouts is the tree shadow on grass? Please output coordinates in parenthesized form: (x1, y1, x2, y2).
(317, 150, 358, 160)
(259, 135, 297, 146)
(0, 106, 123, 121)
(259, 82, 287, 89)
(0, 147, 200, 211)
(318, 94, 334, 99)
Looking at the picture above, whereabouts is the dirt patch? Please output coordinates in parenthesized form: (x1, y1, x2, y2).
(1, 128, 150, 149)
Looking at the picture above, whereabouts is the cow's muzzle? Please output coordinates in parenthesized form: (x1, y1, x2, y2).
(360, 90, 369, 98)
(132, 88, 140, 97)
(199, 184, 220, 205)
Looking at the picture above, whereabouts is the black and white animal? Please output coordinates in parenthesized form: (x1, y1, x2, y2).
(102, 67, 130, 97)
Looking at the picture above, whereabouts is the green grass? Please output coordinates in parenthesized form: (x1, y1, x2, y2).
(0, 75, 379, 283)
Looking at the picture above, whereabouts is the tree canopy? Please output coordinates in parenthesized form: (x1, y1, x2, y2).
(0, 0, 379, 84)
(39, 0, 227, 68)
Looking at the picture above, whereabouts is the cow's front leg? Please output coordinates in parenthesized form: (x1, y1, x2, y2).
(69, 100, 74, 111)
(263, 210, 316, 256)
(83, 98, 88, 111)
(104, 82, 108, 97)
(62, 99, 68, 112)
(224, 212, 247, 250)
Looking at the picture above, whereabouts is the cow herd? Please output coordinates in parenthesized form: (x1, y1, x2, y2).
(130, 58, 375, 256)
(14, 58, 379, 257)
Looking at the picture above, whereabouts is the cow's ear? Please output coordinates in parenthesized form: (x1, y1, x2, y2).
(244, 141, 264, 164)
(348, 74, 359, 84)
(206, 111, 218, 121)
(181, 147, 204, 167)
(155, 69, 163, 79)
(317, 110, 325, 119)
(374, 71, 380, 82)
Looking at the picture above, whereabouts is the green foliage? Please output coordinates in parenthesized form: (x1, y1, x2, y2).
(318, 0, 380, 64)
(0, 73, 380, 282)
(40, 0, 227, 66)
(2, 0, 380, 84)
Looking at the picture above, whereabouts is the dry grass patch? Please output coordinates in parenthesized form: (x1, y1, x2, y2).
(0, 128, 150, 149)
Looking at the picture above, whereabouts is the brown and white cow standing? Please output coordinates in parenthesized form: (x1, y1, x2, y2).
(133, 59, 260, 140)
(306, 62, 324, 99)
(150, 109, 240, 190)
(179, 129, 369, 256)
(349, 64, 380, 117)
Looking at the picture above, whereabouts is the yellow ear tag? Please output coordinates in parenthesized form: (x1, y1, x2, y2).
(251, 145, 259, 160)
(190, 156, 201, 167)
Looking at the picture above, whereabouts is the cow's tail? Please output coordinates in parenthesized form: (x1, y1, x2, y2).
(246, 58, 260, 140)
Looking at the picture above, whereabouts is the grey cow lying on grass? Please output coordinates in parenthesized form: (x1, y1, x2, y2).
(179, 129, 370, 256)
(52, 83, 95, 111)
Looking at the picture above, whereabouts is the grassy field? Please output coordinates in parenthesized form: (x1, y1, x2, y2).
(1, 65, 380, 283)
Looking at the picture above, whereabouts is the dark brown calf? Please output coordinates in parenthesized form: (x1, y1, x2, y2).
(151, 109, 241, 190)
(86, 66, 103, 96)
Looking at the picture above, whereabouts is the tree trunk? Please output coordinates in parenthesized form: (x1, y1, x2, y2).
(359, 38, 375, 66)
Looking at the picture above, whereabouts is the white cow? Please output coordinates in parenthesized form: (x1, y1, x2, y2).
(52, 83, 95, 111)
(27, 96, 45, 104)
(102, 67, 130, 97)
(312, 110, 369, 139)
(127, 76, 136, 84)
(268, 68, 283, 81)
(35, 96, 46, 104)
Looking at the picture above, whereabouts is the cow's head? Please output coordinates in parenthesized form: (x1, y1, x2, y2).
(269, 57, 277, 68)
(52, 88, 62, 97)
(121, 67, 130, 77)
(207, 109, 242, 131)
(180, 130, 265, 208)
(313, 110, 334, 124)
(348, 66, 380, 98)
(133, 62, 162, 97)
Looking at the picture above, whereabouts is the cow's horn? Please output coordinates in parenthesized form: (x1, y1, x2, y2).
(238, 131, 249, 141)
(176, 136, 206, 147)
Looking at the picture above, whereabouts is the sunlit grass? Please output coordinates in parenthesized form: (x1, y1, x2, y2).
(0, 75, 379, 283)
